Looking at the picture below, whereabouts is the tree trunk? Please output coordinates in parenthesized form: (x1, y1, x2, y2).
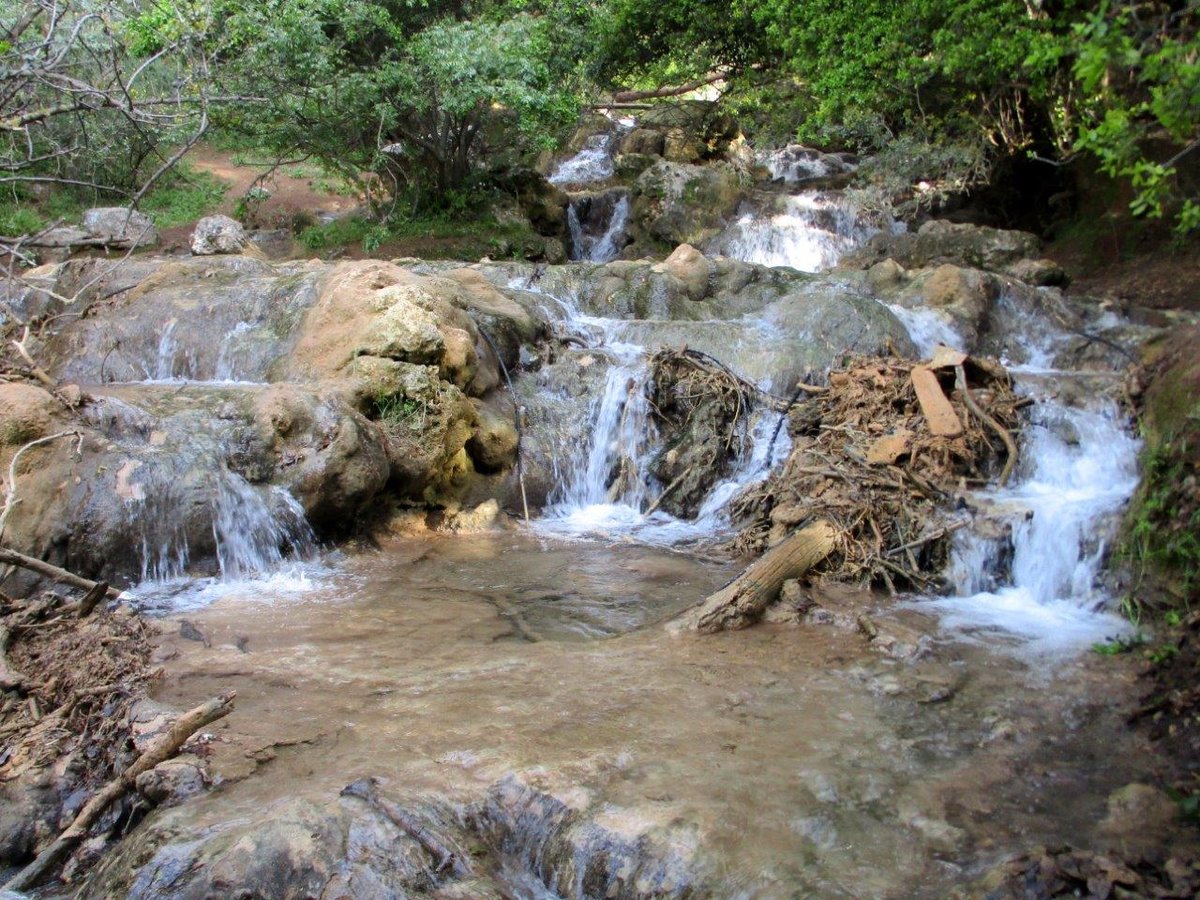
(671, 520, 838, 633)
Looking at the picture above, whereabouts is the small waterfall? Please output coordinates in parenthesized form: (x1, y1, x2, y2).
(522, 278, 789, 542)
(552, 360, 655, 513)
(127, 462, 316, 587)
(881, 292, 1142, 656)
(885, 305, 962, 358)
(211, 469, 317, 580)
(566, 194, 630, 263)
(716, 192, 878, 273)
(148, 319, 181, 381)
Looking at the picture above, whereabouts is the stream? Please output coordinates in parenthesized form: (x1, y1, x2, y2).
(86, 137, 1162, 896)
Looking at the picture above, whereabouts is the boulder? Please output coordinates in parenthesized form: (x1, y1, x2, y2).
(630, 160, 744, 249)
(621, 127, 665, 157)
(1004, 257, 1070, 287)
(0, 382, 59, 445)
(81, 207, 159, 247)
(190, 214, 248, 255)
(652, 243, 712, 301)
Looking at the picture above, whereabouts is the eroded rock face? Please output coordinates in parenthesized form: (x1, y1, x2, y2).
(1, 256, 549, 585)
(82, 770, 713, 899)
(844, 220, 1040, 273)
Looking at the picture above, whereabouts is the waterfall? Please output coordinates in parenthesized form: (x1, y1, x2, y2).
(128, 464, 316, 585)
(883, 297, 1141, 656)
(522, 280, 789, 543)
(566, 194, 630, 263)
(210, 468, 317, 580)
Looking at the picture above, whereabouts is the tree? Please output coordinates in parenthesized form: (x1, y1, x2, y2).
(220, 1, 580, 208)
(0, 0, 232, 263)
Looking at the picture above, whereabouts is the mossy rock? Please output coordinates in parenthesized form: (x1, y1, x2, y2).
(1124, 325, 1200, 606)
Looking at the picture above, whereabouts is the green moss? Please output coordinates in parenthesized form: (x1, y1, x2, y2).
(0, 163, 226, 235)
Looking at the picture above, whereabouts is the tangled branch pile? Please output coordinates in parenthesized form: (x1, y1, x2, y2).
(729, 353, 1024, 592)
(646, 348, 763, 517)
(1, 589, 155, 784)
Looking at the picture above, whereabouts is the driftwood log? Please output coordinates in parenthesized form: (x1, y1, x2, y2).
(2, 691, 237, 893)
(672, 520, 838, 633)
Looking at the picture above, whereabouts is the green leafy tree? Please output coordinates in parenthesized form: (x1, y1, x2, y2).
(221, 0, 580, 207)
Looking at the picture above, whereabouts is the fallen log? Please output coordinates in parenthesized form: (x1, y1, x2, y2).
(2, 690, 236, 892)
(0, 547, 122, 600)
(672, 520, 838, 633)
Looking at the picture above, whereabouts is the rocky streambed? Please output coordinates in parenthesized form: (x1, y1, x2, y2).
(1, 169, 1196, 896)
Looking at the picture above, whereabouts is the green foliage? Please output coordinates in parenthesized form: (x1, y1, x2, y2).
(138, 167, 229, 228)
(217, 2, 582, 205)
(374, 393, 429, 434)
(1069, 1, 1200, 234)
(1092, 632, 1147, 655)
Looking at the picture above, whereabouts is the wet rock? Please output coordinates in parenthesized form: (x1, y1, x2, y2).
(1005, 257, 1069, 287)
(630, 160, 744, 249)
(475, 772, 710, 898)
(82, 207, 159, 247)
(190, 215, 248, 256)
(866, 258, 908, 293)
(651, 243, 713, 301)
(1097, 783, 1180, 855)
(443, 499, 502, 533)
(621, 127, 666, 157)
(845, 219, 1040, 273)
(467, 395, 519, 474)
(134, 756, 208, 806)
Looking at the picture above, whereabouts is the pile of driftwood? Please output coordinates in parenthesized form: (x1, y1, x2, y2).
(0, 580, 234, 891)
(673, 348, 1024, 633)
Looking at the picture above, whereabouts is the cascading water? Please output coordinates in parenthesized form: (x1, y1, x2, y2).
(210, 468, 316, 581)
(548, 128, 625, 186)
(711, 163, 1142, 655)
(518, 280, 789, 543)
(878, 303, 1141, 655)
(566, 194, 630, 263)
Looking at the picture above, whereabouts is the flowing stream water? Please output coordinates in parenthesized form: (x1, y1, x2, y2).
(97, 142, 1162, 897)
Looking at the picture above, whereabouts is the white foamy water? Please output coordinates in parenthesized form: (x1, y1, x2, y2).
(125, 462, 317, 602)
(886, 304, 963, 358)
(567, 194, 630, 263)
(718, 193, 877, 273)
(549, 131, 621, 185)
(878, 284, 1142, 657)
(521, 277, 790, 545)
(924, 382, 1140, 658)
